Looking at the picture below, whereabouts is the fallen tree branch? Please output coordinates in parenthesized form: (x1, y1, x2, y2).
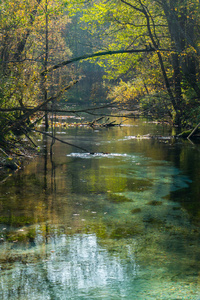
(187, 122, 200, 140)
(0, 147, 20, 169)
(33, 129, 93, 154)
(0, 103, 113, 113)
(21, 80, 78, 120)
(0, 103, 142, 119)
(5, 80, 78, 133)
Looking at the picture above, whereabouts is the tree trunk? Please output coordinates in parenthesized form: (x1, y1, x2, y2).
(44, 0, 49, 130)
(161, 0, 200, 101)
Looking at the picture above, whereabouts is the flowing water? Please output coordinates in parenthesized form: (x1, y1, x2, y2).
(0, 118, 200, 299)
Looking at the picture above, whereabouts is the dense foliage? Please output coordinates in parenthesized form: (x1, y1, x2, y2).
(73, 0, 200, 126)
(0, 0, 74, 155)
(0, 0, 200, 157)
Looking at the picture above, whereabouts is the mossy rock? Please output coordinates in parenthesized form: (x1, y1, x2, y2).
(131, 208, 142, 214)
(84, 222, 108, 239)
(172, 207, 181, 211)
(6, 227, 36, 243)
(126, 178, 153, 192)
(146, 200, 162, 206)
(0, 216, 35, 227)
(110, 225, 142, 239)
(143, 216, 165, 226)
(107, 193, 131, 203)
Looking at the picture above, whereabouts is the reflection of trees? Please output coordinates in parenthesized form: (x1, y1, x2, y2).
(0, 124, 200, 299)
(0, 234, 138, 299)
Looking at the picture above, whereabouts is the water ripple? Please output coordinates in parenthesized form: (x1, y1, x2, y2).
(67, 152, 133, 159)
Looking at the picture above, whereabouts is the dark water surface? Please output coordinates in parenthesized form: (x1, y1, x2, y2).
(0, 119, 200, 299)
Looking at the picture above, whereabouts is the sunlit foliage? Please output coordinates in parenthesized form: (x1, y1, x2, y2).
(0, 0, 73, 153)
(68, 0, 200, 125)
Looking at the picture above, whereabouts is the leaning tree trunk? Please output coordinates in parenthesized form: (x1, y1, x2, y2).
(44, 0, 49, 130)
(121, 0, 180, 124)
(161, 0, 200, 102)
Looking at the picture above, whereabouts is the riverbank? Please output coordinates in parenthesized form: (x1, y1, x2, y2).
(0, 147, 38, 184)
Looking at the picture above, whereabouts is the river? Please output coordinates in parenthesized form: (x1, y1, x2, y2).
(0, 118, 200, 299)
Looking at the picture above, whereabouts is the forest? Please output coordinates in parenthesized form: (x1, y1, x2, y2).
(1, 2, 200, 298)
(0, 0, 200, 159)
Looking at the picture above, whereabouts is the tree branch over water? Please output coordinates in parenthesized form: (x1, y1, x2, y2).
(33, 129, 93, 154)
(5, 80, 78, 133)
(41, 47, 172, 76)
(0, 103, 113, 113)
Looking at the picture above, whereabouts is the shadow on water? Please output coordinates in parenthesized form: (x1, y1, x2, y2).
(0, 119, 200, 299)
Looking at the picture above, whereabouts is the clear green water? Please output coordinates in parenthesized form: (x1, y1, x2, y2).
(0, 119, 200, 299)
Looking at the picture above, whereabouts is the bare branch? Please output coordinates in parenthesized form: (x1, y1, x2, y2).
(41, 47, 170, 76)
(4, 80, 78, 134)
(0, 103, 113, 113)
(33, 129, 92, 153)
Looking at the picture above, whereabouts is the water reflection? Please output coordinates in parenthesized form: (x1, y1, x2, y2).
(0, 119, 200, 299)
(0, 233, 138, 300)
(67, 152, 132, 159)
(1, 228, 200, 299)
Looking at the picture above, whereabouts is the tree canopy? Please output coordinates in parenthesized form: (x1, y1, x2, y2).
(0, 0, 200, 157)
(71, 0, 200, 125)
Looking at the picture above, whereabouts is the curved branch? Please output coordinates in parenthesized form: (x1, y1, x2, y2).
(0, 103, 113, 113)
(40, 47, 172, 76)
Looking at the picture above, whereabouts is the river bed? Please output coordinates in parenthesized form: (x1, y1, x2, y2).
(0, 118, 200, 299)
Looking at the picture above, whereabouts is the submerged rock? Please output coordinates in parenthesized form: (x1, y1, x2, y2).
(146, 200, 162, 206)
(107, 193, 131, 203)
(131, 208, 142, 214)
